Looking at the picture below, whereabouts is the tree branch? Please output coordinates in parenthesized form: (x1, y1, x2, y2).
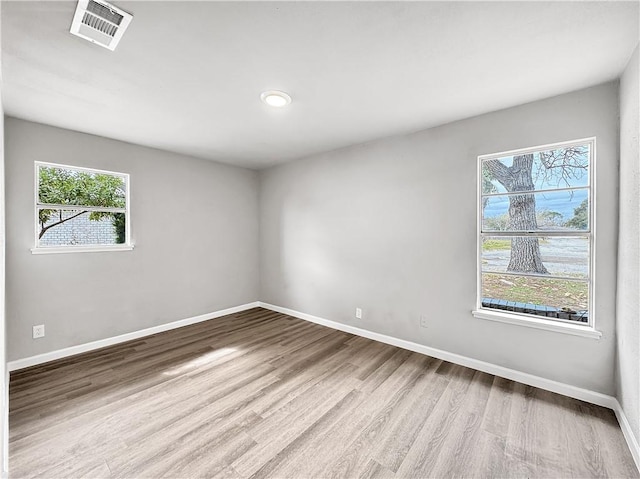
(536, 147, 589, 188)
(38, 210, 87, 239)
(483, 159, 512, 190)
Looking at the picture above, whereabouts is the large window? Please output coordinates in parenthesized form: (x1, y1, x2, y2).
(34, 162, 131, 253)
(475, 138, 595, 334)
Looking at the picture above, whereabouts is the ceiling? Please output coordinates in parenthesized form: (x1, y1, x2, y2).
(2, 1, 639, 169)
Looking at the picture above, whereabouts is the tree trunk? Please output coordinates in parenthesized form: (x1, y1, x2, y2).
(484, 155, 549, 274)
(505, 155, 548, 274)
(508, 236, 548, 273)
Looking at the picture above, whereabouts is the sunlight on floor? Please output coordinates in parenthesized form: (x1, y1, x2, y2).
(162, 347, 237, 376)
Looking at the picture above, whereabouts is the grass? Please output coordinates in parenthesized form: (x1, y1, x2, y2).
(482, 273, 588, 311)
(482, 239, 510, 251)
(482, 238, 550, 251)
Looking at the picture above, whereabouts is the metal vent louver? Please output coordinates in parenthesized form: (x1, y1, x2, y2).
(70, 0, 132, 51)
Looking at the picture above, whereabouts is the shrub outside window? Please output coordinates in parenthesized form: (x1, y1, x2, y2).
(34, 162, 131, 253)
(477, 138, 594, 330)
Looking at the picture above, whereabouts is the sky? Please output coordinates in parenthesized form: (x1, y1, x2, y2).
(482, 148, 589, 223)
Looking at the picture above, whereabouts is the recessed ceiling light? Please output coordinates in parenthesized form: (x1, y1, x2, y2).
(260, 90, 292, 108)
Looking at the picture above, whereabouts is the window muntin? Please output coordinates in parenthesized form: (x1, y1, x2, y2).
(478, 139, 593, 327)
(35, 162, 130, 251)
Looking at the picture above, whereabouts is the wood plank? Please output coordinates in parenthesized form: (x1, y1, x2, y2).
(8, 307, 638, 479)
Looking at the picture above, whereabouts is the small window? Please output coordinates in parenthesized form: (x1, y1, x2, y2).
(476, 139, 594, 330)
(34, 162, 131, 253)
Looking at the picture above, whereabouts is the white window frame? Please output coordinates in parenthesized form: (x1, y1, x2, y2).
(32, 161, 133, 254)
(472, 138, 600, 339)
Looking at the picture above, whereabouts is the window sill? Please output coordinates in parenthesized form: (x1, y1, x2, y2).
(31, 245, 134, 255)
(472, 309, 602, 339)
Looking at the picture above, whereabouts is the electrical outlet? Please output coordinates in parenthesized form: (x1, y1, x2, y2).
(420, 315, 428, 328)
(33, 324, 45, 339)
(355, 308, 363, 319)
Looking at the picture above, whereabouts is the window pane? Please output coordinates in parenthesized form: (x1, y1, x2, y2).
(482, 144, 589, 194)
(483, 190, 588, 232)
(38, 165, 126, 208)
(481, 273, 589, 323)
(38, 209, 126, 246)
(482, 236, 588, 279)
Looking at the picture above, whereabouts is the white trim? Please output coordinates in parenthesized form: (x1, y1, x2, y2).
(35, 161, 129, 178)
(1, 370, 7, 479)
(612, 399, 640, 472)
(481, 231, 590, 238)
(472, 309, 602, 339)
(482, 184, 590, 198)
(477, 136, 597, 161)
(34, 161, 132, 251)
(6, 301, 637, 471)
(37, 204, 126, 214)
(258, 302, 612, 407)
(260, 303, 640, 470)
(477, 137, 596, 330)
(482, 270, 588, 282)
(31, 245, 134, 255)
(7, 302, 259, 372)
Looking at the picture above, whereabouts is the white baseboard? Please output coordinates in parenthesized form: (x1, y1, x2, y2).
(258, 302, 616, 408)
(7, 302, 260, 372)
(6, 300, 639, 472)
(259, 301, 640, 470)
(612, 399, 640, 472)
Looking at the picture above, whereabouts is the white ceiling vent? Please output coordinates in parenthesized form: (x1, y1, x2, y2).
(70, 0, 132, 51)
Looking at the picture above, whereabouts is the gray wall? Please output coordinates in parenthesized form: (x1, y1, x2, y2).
(5, 118, 259, 361)
(0, 80, 7, 478)
(260, 82, 619, 395)
(617, 45, 640, 447)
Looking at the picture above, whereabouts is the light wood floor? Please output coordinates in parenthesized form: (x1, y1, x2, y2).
(9, 308, 639, 478)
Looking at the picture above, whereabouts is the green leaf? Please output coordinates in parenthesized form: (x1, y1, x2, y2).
(38, 166, 126, 209)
